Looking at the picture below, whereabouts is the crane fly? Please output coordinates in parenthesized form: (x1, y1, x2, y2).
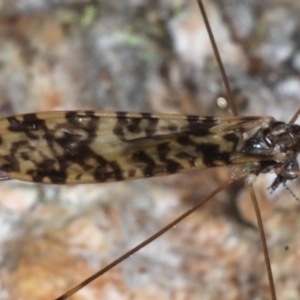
(1, 0, 300, 299)
(1, 109, 299, 300)
(0, 111, 281, 185)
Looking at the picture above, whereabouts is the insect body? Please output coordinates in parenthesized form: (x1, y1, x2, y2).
(1, 111, 299, 192)
(2, 0, 300, 299)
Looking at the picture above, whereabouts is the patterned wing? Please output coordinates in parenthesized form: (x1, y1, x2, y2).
(0, 111, 274, 184)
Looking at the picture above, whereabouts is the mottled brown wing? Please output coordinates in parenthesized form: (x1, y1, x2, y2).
(0, 111, 273, 184)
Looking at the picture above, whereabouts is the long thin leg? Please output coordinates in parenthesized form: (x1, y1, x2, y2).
(289, 107, 300, 124)
(196, 0, 277, 298)
(196, 0, 237, 116)
(54, 178, 234, 300)
(248, 184, 277, 300)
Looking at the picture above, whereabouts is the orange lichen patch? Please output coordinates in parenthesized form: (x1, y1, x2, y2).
(2, 206, 126, 300)
(0, 183, 37, 212)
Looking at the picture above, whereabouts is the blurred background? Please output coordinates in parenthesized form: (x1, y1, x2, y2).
(0, 0, 300, 299)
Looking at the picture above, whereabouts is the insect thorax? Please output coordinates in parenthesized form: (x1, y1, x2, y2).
(241, 121, 300, 190)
